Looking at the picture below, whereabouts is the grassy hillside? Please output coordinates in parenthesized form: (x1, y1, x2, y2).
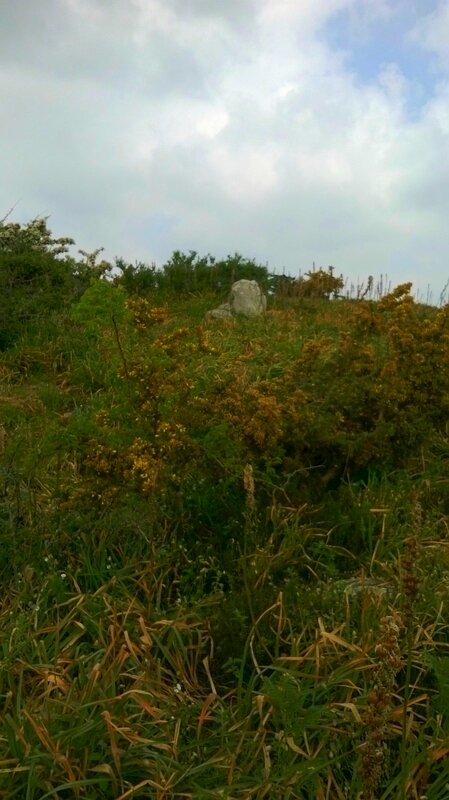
(1, 273, 449, 799)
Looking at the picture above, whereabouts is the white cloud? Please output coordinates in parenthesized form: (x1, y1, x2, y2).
(206, 144, 280, 203)
(410, 1, 449, 69)
(195, 108, 229, 139)
(0, 0, 448, 296)
(258, 0, 354, 31)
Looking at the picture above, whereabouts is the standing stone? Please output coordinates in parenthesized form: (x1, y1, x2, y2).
(206, 280, 267, 320)
(229, 279, 267, 316)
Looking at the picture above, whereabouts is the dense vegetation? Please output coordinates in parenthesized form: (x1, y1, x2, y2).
(1, 218, 449, 799)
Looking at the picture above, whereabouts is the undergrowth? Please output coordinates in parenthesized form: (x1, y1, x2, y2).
(2, 269, 449, 798)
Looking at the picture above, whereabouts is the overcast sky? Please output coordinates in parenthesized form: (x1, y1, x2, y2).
(1, 0, 449, 298)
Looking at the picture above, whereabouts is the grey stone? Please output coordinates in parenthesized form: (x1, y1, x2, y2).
(230, 279, 267, 316)
(205, 302, 233, 320)
(206, 280, 267, 320)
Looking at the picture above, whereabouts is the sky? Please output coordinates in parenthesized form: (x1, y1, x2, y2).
(1, 0, 449, 299)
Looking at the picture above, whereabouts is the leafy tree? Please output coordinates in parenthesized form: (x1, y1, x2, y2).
(275, 266, 344, 299)
(154, 250, 271, 296)
(72, 248, 113, 295)
(0, 213, 74, 256)
(0, 216, 76, 349)
(212, 252, 270, 291)
(157, 250, 215, 294)
(113, 258, 158, 295)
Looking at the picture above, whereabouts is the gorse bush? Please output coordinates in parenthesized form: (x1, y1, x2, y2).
(2, 216, 449, 797)
(278, 265, 345, 299)
(281, 284, 449, 485)
(35, 280, 445, 579)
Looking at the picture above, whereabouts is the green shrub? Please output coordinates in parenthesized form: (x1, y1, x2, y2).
(70, 279, 130, 338)
(0, 251, 76, 349)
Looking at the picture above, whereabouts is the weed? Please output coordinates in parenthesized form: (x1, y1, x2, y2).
(1, 267, 449, 797)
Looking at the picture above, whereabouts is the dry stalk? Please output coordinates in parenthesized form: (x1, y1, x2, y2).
(359, 612, 403, 800)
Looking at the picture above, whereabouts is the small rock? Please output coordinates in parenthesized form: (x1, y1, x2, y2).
(205, 302, 233, 321)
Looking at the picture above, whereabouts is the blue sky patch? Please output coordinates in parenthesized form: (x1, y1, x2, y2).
(323, 2, 442, 118)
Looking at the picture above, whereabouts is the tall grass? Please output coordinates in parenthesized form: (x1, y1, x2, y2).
(1, 282, 449, 797)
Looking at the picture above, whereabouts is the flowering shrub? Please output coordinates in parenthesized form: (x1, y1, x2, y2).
(4, 262, 449, 799)
(125, 297, 169, 331)
(60, 282, 449, 549)
(281, 266, 344, 299)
